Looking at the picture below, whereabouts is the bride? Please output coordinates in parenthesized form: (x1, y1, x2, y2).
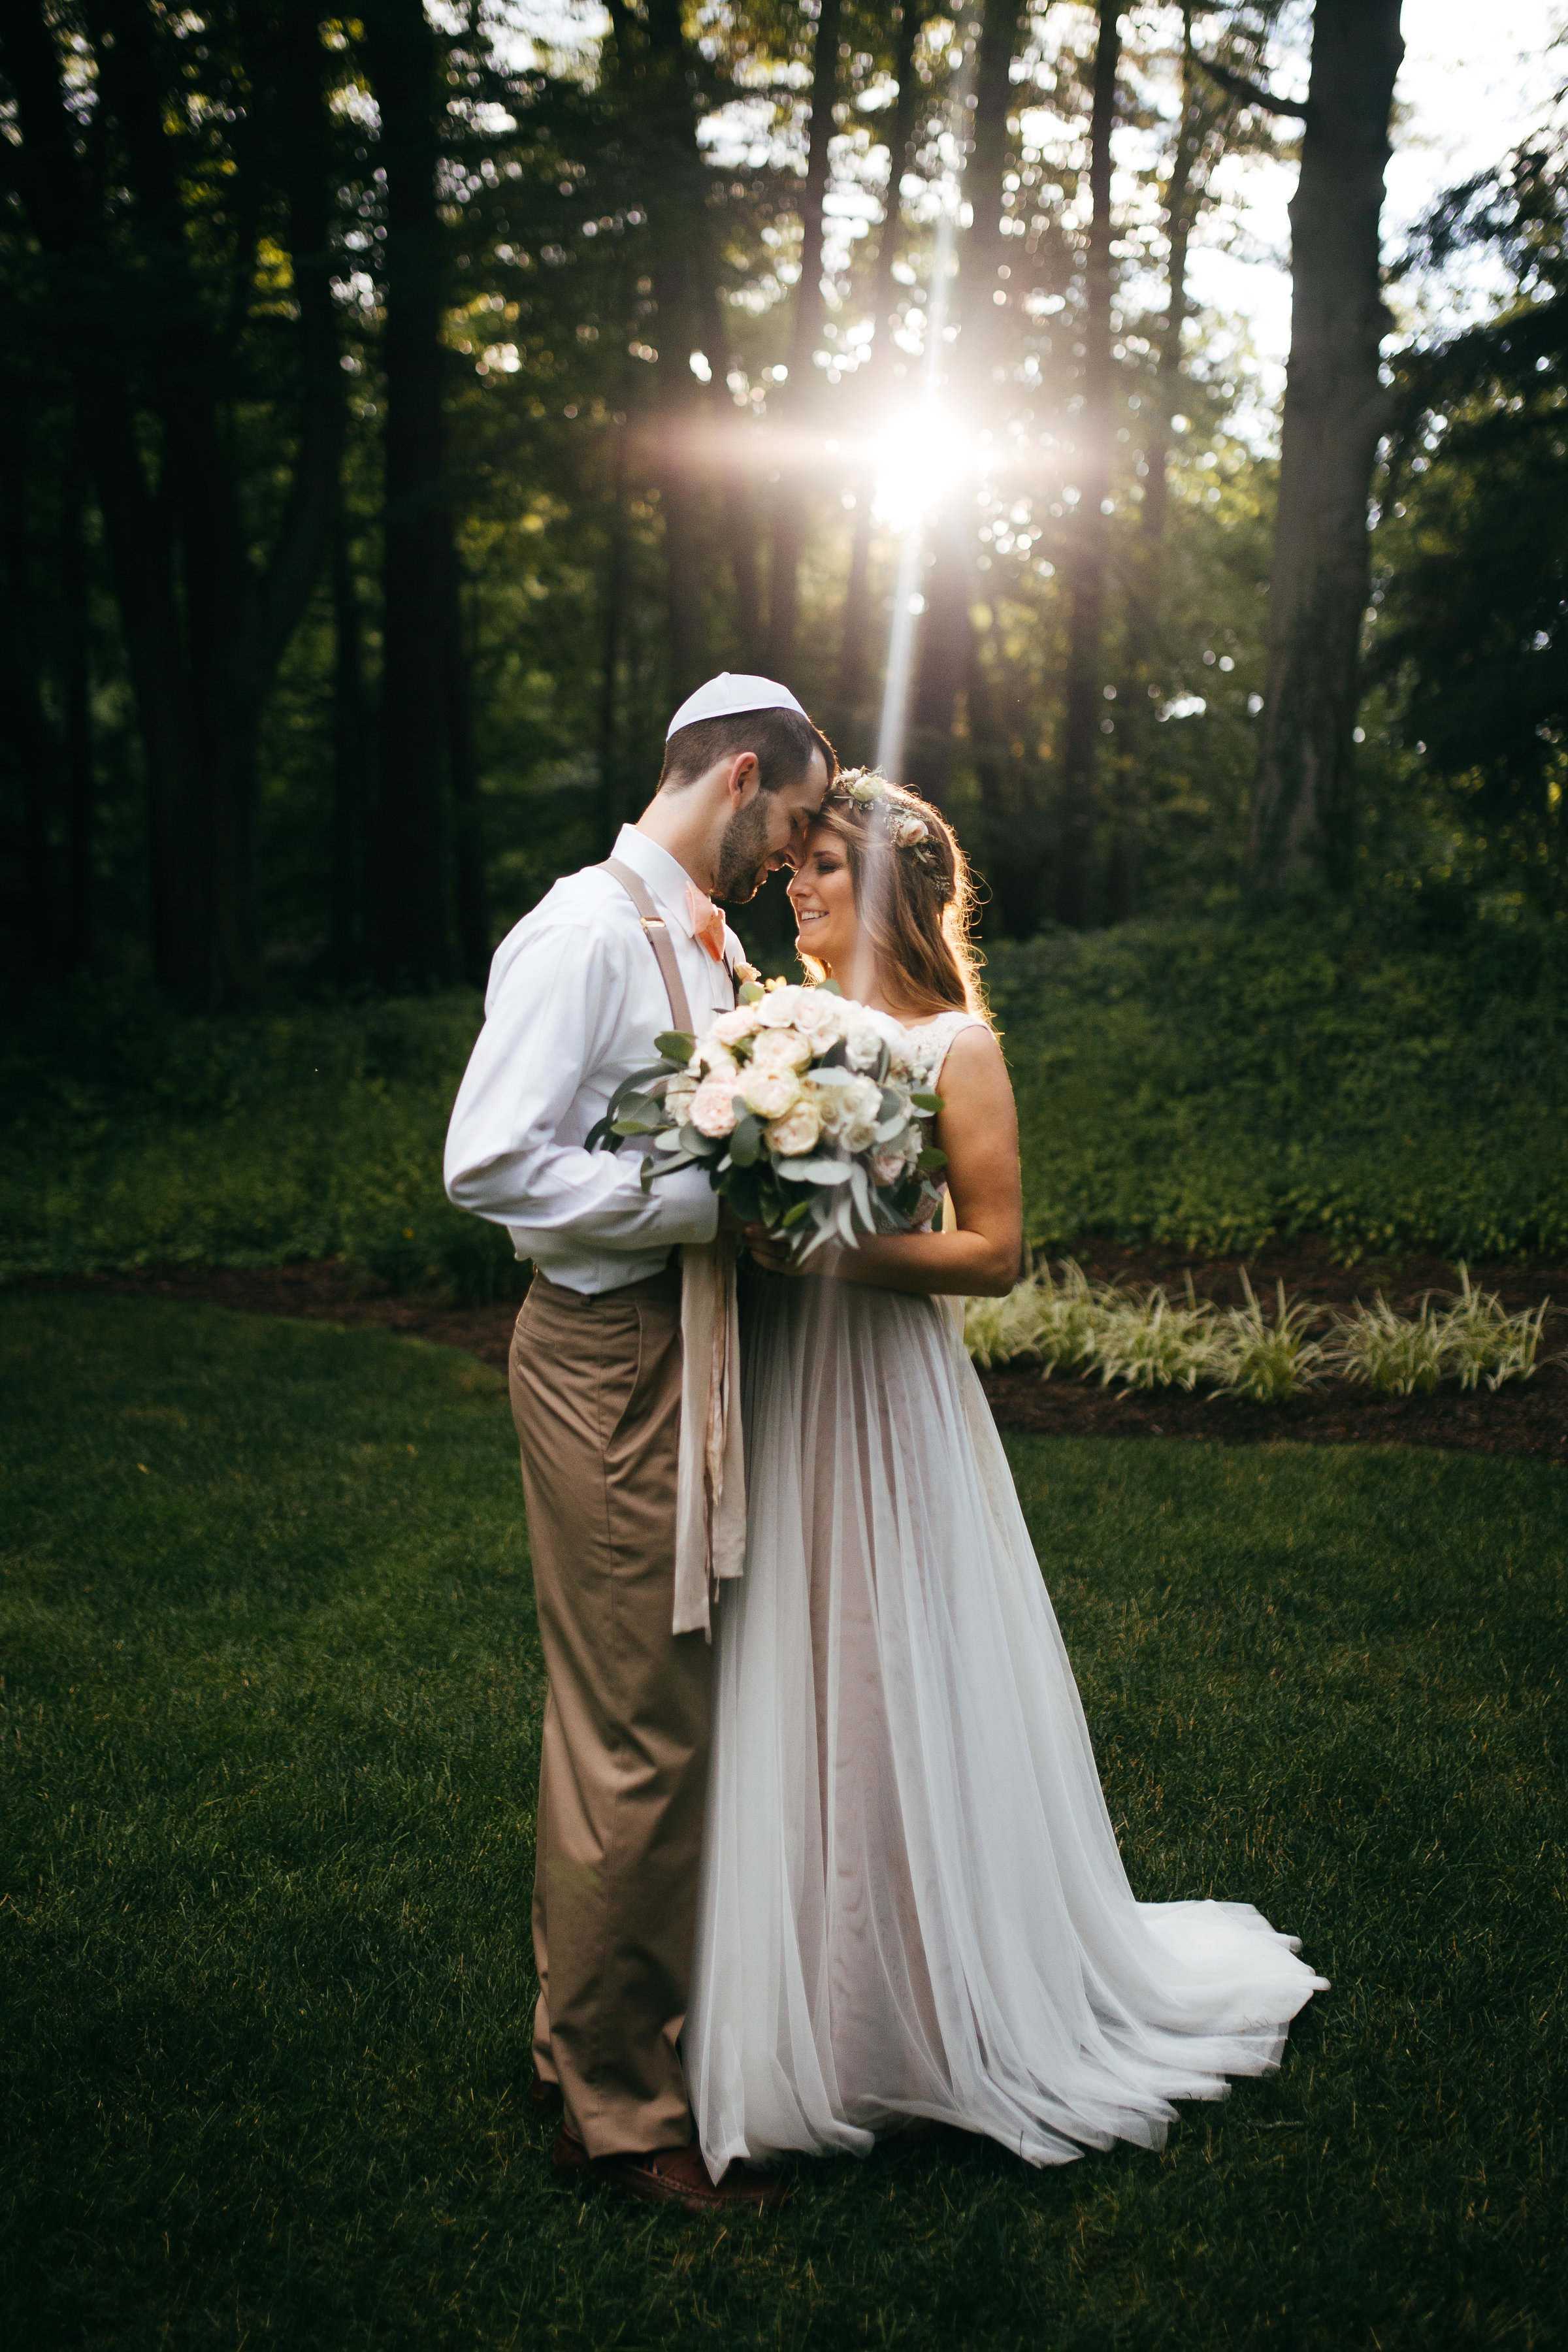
(683, 774, 1326, 2178)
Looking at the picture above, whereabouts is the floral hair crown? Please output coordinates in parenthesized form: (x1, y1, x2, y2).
(828, 772, 940, 864)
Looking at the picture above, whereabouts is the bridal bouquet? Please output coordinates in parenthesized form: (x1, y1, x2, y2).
(589, 980, 948, 1260)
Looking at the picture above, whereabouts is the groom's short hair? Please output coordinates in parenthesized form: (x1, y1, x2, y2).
(659, 708, 838, 796)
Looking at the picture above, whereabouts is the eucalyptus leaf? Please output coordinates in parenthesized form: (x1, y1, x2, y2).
(655, 1030, 696, 1065)
(780, 1156, 855, 1185)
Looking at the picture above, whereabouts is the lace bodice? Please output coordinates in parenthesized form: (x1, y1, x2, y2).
(900, 1008, 988, 1092)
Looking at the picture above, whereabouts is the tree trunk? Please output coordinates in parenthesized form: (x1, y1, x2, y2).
(331, 503, 371, 988)
(1108, 37, 1201, 921)
(61, 427, 95, 975)
(448, 544, 489, 989)
(1249, 0, 1404, 891)
(903, 0, 1024, 804)
(597, 409, 632, 855)
(1056, 0, 1121, 928)
(0, 408, 59, 982)
(766, 0, 843, 675)
(836, 1, 925, 759)
(368, 0, 452, 988)
(613, 0, 713, 700)
(4, 0, 341, 1004)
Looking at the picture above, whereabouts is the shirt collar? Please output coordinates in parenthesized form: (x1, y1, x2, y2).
(613, 824, 712, 945)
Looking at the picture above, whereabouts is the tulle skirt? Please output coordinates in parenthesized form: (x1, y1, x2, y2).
(684, 1275, 1327, 2176)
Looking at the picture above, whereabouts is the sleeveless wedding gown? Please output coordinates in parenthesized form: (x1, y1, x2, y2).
(684, 1009, 1326, 2176)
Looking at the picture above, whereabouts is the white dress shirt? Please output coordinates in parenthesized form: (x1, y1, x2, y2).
(444, 825, 742, 1296)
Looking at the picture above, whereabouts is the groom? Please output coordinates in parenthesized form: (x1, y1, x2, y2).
(446, 675, 834, 2212)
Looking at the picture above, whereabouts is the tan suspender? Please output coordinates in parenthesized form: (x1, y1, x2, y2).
(598, 857, 698, 1036)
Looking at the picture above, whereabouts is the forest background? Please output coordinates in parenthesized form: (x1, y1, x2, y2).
(3, 0, 1567, 1286)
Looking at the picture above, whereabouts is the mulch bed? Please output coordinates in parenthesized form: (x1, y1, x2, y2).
(33, 1239, 1568, 1464)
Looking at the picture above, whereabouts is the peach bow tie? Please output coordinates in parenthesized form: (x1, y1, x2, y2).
(685, 883, 727, 966)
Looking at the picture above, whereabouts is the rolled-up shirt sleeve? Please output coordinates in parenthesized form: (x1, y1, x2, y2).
(444, 919, 719, 1252)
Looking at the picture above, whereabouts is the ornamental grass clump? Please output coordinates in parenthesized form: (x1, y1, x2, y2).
(1091, 1282, 1226, 1394)
(1214, 1271, 1328, 1404)
(1035, 1260, 1118, 1379)
(964, 1276, 1052, 1369)
(1436, 1266, 1551, 1392)
(1331, 1294, 1446, 1396)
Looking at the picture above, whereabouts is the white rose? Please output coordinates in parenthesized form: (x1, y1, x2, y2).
(696, 1043, 739, 1082)
(843, 1018, 885, 1072)
(742, 1065, 801, 1121)
(838, 1075, 883, 1154)
(689, 1077, 740, 1137)
(711, 1005, 763, 1047)
(665, 1073, 698, 1122)
(766, 1098, 823, 1156)
(750, 1027, 812, 1074)
(794, 992, 845, 1052)
(804, 1075, 844, 1135)
(757, 985, 810, 1030)
(870, 1145, 907, 1187)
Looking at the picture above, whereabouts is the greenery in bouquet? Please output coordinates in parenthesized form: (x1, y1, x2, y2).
(588, 979, 948, 1260)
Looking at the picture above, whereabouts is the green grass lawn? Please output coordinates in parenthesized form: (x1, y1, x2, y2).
(2, 1294, 1564, 2350)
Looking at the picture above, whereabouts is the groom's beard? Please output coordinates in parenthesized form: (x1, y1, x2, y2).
(712, 794, 774, 904)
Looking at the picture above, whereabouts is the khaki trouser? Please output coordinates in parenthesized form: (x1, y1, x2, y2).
(510, 1263, 713, 2157)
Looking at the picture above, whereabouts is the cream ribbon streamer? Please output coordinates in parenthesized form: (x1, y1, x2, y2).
(598, 857, 746, 1638)
(674, 1235, 747, 1638)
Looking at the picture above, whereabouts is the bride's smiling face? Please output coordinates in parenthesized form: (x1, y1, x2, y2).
(787, 826, 859, 972)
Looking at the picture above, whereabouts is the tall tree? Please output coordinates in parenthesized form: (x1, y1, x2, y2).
(1, 0, 344, 1004)
(367, 0, 455, 988)
(330, 501, 372, 989)
(1245, 0, 1405, 890)
(766, 0, 843, 675)
(904, 0, 1026, 809)
(836, 0, 927, 758)
(1056, 0, 1121, 928)
(58, 416, 96, 975)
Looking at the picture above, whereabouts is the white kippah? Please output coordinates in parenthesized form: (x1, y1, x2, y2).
(665, 671, 809, 741)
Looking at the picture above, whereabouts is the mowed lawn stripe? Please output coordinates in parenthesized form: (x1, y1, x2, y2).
(1, 1294, 1563, 2350)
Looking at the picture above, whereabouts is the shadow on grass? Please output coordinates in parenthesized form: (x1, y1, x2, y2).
(1, 1295, 1563, 2349)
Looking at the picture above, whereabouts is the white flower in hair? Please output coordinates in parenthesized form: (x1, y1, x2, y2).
(887, 813, 929, 848)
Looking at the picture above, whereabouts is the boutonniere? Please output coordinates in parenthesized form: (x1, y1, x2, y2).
(733, 960, 760, 985)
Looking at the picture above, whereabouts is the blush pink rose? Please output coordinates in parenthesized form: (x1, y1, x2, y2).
(741, 1066, 801, 1120)
(689, 1077, 740, 1137)
(767, 1099, 823, 1156)
(750, 1027, 812, 1073)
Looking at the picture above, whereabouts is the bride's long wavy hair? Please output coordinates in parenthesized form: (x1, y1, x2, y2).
(797, 770, 988, 1019)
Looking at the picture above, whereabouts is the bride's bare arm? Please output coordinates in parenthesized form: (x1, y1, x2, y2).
(745, 1024, 1024, 1297)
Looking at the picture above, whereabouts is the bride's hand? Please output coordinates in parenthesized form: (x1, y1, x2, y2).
(743, 1222, 796, 1276)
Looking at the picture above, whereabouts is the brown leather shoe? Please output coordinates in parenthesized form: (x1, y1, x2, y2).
(528, 2067, 563, 2119)
(551, 2127, 786, 2214)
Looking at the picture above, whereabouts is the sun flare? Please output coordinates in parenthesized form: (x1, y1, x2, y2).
(870, 407, 975, 533)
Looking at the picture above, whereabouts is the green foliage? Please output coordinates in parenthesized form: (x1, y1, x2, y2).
(1370, 147, 1568, 909)
(3, 1296, 1564, 2346)
(0, 988, 517, 1305)
(8, 898, 1567, 1295)
(985, 903, 1568, 1260)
